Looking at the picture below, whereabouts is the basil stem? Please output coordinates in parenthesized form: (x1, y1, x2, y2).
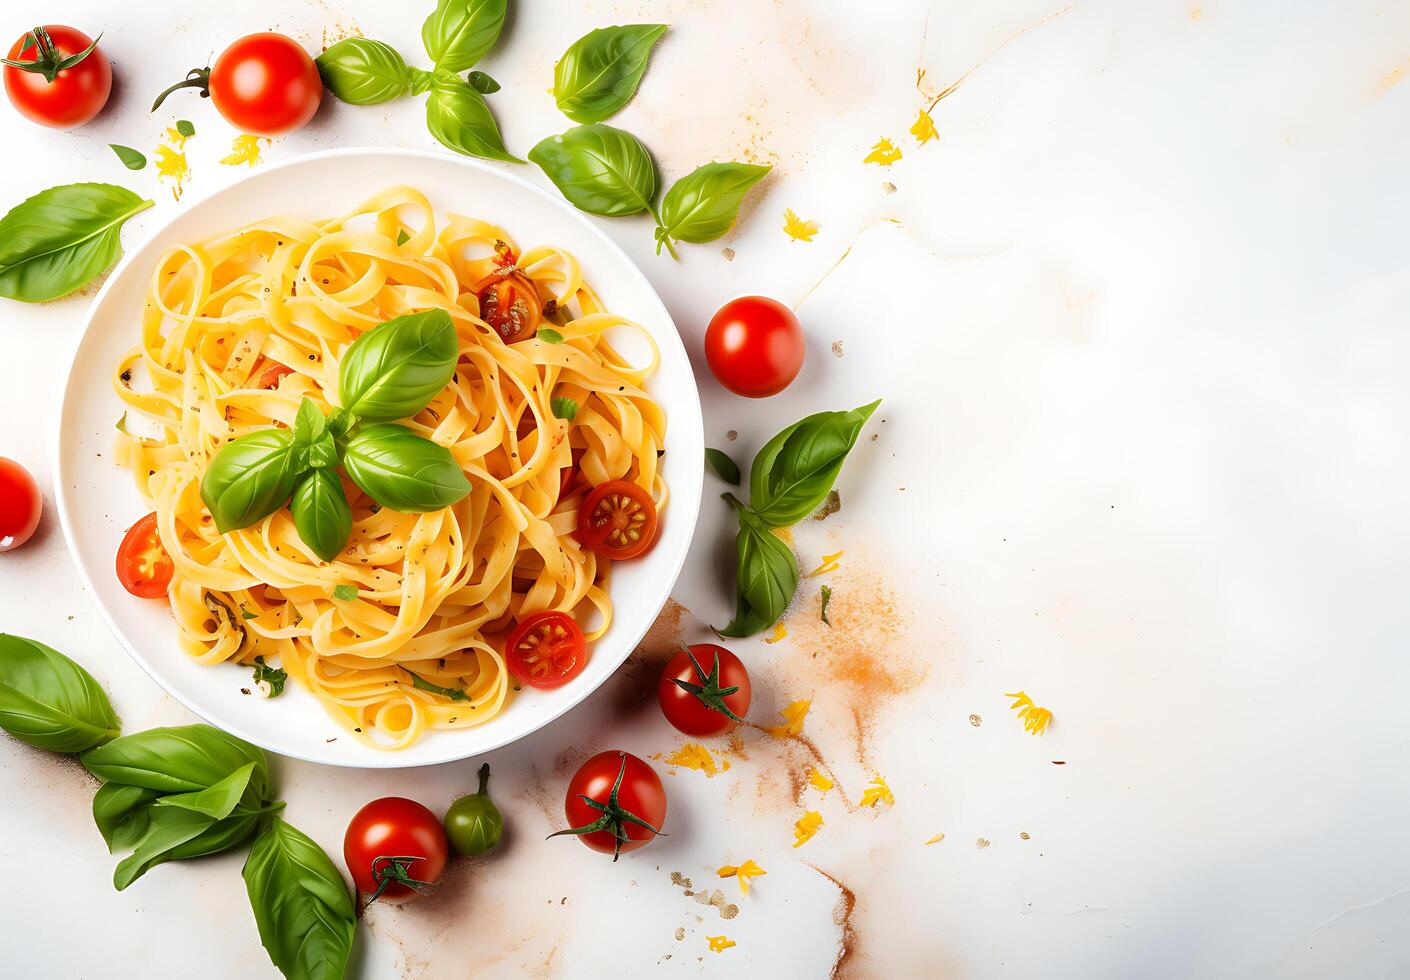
(422, 0, 507, 73)
(553, 24, 667, 124)
(201, 429, 299, 534)
(528, 124, 658, 217)
(0, 633, 119, 752)
(426, 74, 523, 164)
(316, 37, 412, 105)
(342, 423, 472, 513)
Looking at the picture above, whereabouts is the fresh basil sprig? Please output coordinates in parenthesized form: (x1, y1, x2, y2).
(716, 400, 880, 637)
(0, 633, 119, 752)
(426, 73, 522, 164)
(315, 38, 411, 105)
(0, 182, 153, 302)
(244, 818, 356, 980)
(422, 0, 507, 74)
(554, 24, 667, 124)
(655, 162, 771, 256)
(82, 725, 283, 890)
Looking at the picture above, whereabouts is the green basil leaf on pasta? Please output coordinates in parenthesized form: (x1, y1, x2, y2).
(315, 37, 411, 105)
(109, 144, 148, 170)
(201, 428, 299, 533)
(657, 162, 770, 252)
(422, 0, 507, 73)
(292, 397, 327, 448)
(82, 724, 272, 795)
(338, 309, 459, 422)
(243, 818, 357, 980)
(749, 399, 880, 528)
(406, 669, 469, 701)
(553, 24, 667, 124)
(537, 327, 564, 344)
(551, 396, 578, 421)
(0, 633, 120, 752)
(528, 124, 658, 217)
(426, 75, 522, 164)
(332, 584, 358, 601)
(342, 423, 472, 512)
(252, 657, 287, 698)
(704, 448, 740, 485)
(718, 510, 797, 637)
(0, 182, 153, 302)
(291, 468, 353, 563)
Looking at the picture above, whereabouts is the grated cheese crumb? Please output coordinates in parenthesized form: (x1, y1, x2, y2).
(764, 621, 789, 644)
(864, 137, 903, 165)
(764, 700, 810, 738)
(153, 142, 189, 201)
(806, 550, 845, 577)
(782, 208, 819, 242)
(925, 833, 945, 845)
(911, 109, 939, 144)
(706, 935, 736, 953)
(656, 742, 731, 777)
(717, 860, 766, 895)
(807, 766, 833, 794)
(859, 774, 895, 809)
(221, 134, 269, 167)
(793, 811, 824, 848)
(1004, 690, 1053, 735)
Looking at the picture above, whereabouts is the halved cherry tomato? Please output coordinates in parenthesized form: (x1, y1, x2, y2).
(153, 32, 321, 136)
(577, 480, 658, 560)
(705, 295, 805, 398)
(3, 26, 111, 129)
(505, 610, 587, 689)
(0, 457, 41, 552)
(658, 643, 751, 737)
(555, 750, 666, 860)
(116, 512, 173, 598)
(475, 268, 542, 344)
(250, 361, 292, 389)
(344, 797, 447, 905)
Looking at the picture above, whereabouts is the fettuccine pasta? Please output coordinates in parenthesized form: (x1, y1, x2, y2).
(113, 186, 667, 749)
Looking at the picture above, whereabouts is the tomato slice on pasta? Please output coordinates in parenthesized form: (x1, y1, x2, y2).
(577, 481, 658, 560)
(116, 512, 174, 598)
(505, 611, 586, 689)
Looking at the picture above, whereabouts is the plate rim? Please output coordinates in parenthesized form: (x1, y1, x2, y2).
(52, 146, 704, 769)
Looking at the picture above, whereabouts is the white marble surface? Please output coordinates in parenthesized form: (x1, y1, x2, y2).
(2, 0, 1409, 976)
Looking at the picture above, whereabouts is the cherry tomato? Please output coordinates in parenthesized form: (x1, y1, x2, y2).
(704, 296, 805, 398)
(577, 481, 658, 561)
(0, 458, 41, 552)
(250, 361, 292, 389)
(3, 26, 110, 128)
(475, 268, 542, 344)
(115, 512, 173, 599)
(557, 751, 666, 859)
(658, 644, 751, 737)
(153, 32, 321, 136)
(344, 797, 448, 904)
(504, 611, 586, 689)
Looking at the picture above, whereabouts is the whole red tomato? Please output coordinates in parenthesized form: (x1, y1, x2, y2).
(658, 643, 751, 737)
(344, 797, 448, 904)
(3, 26, 111, 128)
(153, 32, 321, 135)
(554, 751, 665, 860)
(0, 458, 41, 552)
(704, 296, 805, 398)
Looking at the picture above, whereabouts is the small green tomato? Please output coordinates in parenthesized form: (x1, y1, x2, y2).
(444, 762, 503, 856)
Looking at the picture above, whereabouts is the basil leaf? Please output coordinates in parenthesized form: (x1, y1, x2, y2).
(152, 762, 256, 819)
(820, 584, 833, 626)
(201, 428, 299, 533)
(291, 468, 352, 562)
(114, 792, 272, 891)
(749, 400, 881, 528)
(176, 119, 196, 137)
(0, 182, 153, 302)
(422, 0, 507, 73)
(93, 782, 161, 852)
(704, 448, 740, 485)
(338, 309, 459, 422)
(426, 75, 523, 164)
(252, 657, 287, 698)
(332, 583, 358, 601)
(553, 24, 667, 124)
(466, 70, 500, 94)
(406, 669, 469, 701)
(718, 511, 798, 637)
(551, 396, 578, 421)
(0, 633, 119, 752)
(292, 397, 327, 448)
(244, 818, 356, 980)
(657, 162, 770, 253)
(528, 124, 657, 217)
(315, 37, 410, 105)
(109, 144, 148, 171)
(307, 431, 338, 470)
(82, 724, 271, 795)
(537, 327, 564, 343)
(342, 423, 472, 512)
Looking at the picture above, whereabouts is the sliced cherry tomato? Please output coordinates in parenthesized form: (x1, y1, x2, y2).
(153, 32, 321, 136)
(3, 26, 111, 128)
(658, 643, 751, 737)
(0, 457, 42, 552)
(115, 512, 173, 599)
(504, 610, 586, 689)
(250, 361, 292, 389)
(577, 480, 658, 560)
(475, 268, 542, 344)
(705, 295, 806, 398)
(555, 751, 666, 860)
(344, 797, 448, 905)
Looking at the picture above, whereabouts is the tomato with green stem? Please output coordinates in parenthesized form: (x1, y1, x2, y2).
(344, 797, 447, 906)
(658, 643, 751, 737)
(551, 751, 665, 860)
(152, 32, 321, 136)
(3, 25, 110, 128)
(443, 764, 503, 857)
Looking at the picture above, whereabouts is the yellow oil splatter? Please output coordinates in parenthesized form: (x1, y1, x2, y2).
(1005, 690, 1053, 735)
(163, 126, 192, 149)
(863, 137, 902, 166)
(153, 142, 190, 201)
(793, 811, 823, 848)
(859, 775, 895, 809)
(764, 621, 789, 644)
(655, 742, 731, 776)
(806, 550, 844, 577)
(221, 134, 269, 167)
(807, 766, 833, 794)
(764, 700, 810, 738)
(925, 832, 945, 845)
(706, 935, 736, 953)
(717, 860, 766, 895)
(910, 109, 939, 144)
(782, 208, 819, 242)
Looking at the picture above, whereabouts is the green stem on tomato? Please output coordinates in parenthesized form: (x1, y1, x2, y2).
(545, 752, 664, 861)
(151, 68, 212, 112)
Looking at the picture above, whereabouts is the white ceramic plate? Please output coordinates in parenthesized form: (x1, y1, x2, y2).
(53, 148, 704, 768)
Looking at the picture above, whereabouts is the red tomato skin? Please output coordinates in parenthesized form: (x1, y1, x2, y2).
(0, 458, 41, 552)
(344, 797, 448, 901)
(658, 644, 751, 737)
(115, 512, 174, 598)
(504, 610, 587, 689)
(564, 752, 667, 855)
(704, 296, 805, 398)
(209, 33, 321, 135)
(576, 480, 659, 561)
(3, 26, 111, 128)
